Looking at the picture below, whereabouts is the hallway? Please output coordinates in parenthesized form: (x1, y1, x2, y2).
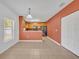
(0, 37, 78, 59)
(0, 0, 79, 58)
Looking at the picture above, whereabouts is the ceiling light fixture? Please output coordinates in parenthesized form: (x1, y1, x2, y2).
(26, 8, 32, 19)
(25, 8, 40, 22)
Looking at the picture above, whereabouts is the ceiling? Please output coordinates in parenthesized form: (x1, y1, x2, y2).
(0, 0, 73, 22)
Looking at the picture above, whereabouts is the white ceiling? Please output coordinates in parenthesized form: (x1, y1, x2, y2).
(0, 0, 73, 22)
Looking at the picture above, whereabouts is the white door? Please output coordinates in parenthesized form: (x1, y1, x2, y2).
(61, 11, 79, 56)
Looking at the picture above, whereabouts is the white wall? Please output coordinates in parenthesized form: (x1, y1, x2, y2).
(0, 3, 19, 53)
(61, 11, 79, 56)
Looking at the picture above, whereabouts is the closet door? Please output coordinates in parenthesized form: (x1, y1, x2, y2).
(61, 11, 79, 56)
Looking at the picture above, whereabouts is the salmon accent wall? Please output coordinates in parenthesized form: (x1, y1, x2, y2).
(19, 16, 26, 40)
(47, 0, 79, 43)
(19, 16, 46, 40)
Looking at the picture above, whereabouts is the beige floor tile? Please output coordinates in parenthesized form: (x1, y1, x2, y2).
(0, 37, 79, 59)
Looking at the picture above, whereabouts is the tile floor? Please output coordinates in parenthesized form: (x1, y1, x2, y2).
(0, 37, 79, 59)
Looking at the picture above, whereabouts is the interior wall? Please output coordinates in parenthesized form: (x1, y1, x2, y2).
(47, 0, 79, 44)
(0, 3, 19, 54)
(19, 16, 46, 40)
(61, 11, 79, 56)
(19, 16, 26, 40)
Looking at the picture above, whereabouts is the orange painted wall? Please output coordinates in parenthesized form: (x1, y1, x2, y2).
(19, 16, 46, 40)
(19, 16, 26, 40)
(47, 0, 79, 43)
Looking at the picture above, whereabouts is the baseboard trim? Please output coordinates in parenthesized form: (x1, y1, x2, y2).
(0, 40, 18, 54)
(19, 40, 42, 42)
(62, 45, 79, 57)
(47, 36, 60, 46)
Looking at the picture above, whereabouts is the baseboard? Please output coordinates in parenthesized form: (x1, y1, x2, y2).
(47, 36, 60, 46)
(0, 40, 18, 54)
(62, 45, 79, 57)
(19, 40, 42, 42)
